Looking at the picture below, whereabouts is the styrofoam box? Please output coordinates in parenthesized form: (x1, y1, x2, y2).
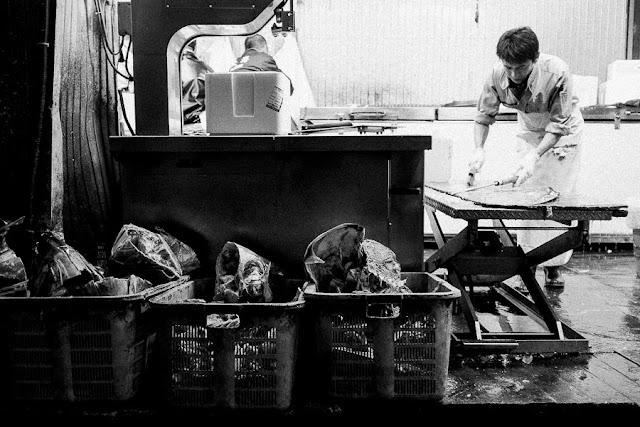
(572, 75, 598, 107)
(607, 60, 640, 81)
(205, 71, 292, 135)
(598, 78, 640, 105)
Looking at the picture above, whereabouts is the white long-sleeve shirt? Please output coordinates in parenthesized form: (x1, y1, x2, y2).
(475, 53, 584, 136)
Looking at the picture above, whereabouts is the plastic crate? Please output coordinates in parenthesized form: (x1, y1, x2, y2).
(148, 278, 304, 410)
(302, 272, 460, 401)
(0, 280, 179, 402)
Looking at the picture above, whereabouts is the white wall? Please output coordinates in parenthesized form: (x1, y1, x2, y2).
(296, 0, 628, 107)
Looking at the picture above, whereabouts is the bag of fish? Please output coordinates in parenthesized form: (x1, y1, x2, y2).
(107, 223, 183, 285)
(28, 230, 105, 297)
(303, 223, 409, 293)
(154, 226, 200, 274)
(214, 242, 284, 303)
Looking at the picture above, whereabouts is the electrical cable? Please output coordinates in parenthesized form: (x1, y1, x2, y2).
(91, 0, 135, 135)
(92, 0, 132, 81)
(118, 34, 135, 135)
(122, 35, 133, 80)
(104, 48, 133, 81)
(93, 0, 124, 57)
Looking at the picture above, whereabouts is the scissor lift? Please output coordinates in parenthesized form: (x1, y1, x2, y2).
(423, 183, 628, 354)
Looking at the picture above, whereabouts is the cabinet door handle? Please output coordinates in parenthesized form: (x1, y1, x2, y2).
(388, 187, 420, 195)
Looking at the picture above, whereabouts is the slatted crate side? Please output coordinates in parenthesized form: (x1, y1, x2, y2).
(150, 279, 304, 410)
(303, 272, 459, 401)
(0, 292, 162, 402)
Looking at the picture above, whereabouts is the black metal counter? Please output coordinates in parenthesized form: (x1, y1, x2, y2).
(110, 134, 431, 278)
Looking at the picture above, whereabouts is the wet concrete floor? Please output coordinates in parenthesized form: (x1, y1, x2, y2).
(442, 249, 640, 410)
(449, 249, 640, 358)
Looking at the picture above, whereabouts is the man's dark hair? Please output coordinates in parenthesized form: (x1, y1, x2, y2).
(245, 34, 267, 51)
(496, 26, 539, 63)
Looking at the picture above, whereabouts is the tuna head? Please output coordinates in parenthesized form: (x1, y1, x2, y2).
(303, 223, 366, 293)
(356, 239, 409, 293)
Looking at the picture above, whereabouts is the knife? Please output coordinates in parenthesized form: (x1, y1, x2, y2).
(454, 175, 517, 195)
(532, 187, 559, 205)
(301, 120, 353, 130)
(467, 170, 476, 186)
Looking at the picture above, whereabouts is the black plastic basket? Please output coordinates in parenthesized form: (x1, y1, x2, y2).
(302, 272, 460, 401)
(149, 278, 305, 410)
(0, 280, 180, 402)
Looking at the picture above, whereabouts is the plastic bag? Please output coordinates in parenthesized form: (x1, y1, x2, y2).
(355, 239, 409, 294)
(28, 231, 104, 297)
(303, 223, 365, 293)
(154, 226, 200, 274)
(214, 242, 280, 303)
(304, 223, 409, 294)
(0, 216, 27, 289)
(88, 274, 154, 296)
(108, 224, 182, 284)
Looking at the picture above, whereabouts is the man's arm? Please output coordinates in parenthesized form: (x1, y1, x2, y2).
(536, 132, 562, 157)
(467, 122, 490, 181)
(474, 122, 490, 151)
(469, 67, 502, 177)
(545, 67, 578, 135)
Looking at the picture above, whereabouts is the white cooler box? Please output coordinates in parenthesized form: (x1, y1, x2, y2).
(205, 71, 292, 135)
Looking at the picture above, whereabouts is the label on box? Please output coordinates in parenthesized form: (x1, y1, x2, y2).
(266, 86, 284, 112)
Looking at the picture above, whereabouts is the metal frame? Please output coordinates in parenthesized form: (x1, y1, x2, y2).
(130, 0, 289, 136)
(423, 185, 627, 354)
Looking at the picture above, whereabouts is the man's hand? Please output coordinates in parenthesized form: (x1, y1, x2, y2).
(468, 147, 486, 174)
(512, 151, 541, 186)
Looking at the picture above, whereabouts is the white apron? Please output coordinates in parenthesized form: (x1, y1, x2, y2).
(515, 111, 583, 267)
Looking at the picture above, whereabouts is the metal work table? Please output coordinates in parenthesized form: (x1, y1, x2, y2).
(423, 182, 628, 354)
(110, 134, 430, 278)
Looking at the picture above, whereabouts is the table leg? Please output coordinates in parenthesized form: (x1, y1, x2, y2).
(422, 192, 596, 353)
(447, 269, 483, 340)
(518, 264, 565, 339)
(492, 219, 516, 247)
(426, 208, 483, 340)
(524, 221, 587, 267)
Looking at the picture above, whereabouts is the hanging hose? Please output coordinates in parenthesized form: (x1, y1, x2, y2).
(28, 0, 52, 230)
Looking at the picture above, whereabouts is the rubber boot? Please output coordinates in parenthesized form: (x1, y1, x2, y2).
(544, 266, 565, 287)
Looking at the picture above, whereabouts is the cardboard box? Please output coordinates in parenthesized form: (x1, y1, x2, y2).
(205, 72, 292, 135)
